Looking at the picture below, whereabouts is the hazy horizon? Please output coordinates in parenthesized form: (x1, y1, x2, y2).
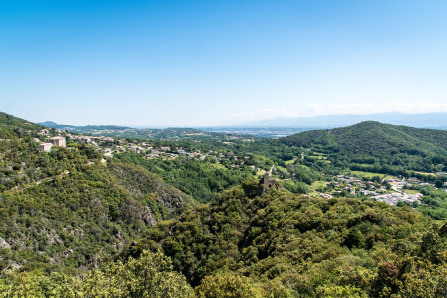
(34, 111, 447, 129)
(2, 1, 447, 126)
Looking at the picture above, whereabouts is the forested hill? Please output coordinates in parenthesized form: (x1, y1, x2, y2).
(0, 112, 45, 138)
(0, 113, 196, 272)
(123, 179, 446, 296)
(280, 121, 447, 156)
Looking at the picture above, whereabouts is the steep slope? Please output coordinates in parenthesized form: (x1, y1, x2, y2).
(122, 180, 446, 296)
(0, 113, 196, 272)
(0, 160, 195, 272)
(0, 112, 45, 139)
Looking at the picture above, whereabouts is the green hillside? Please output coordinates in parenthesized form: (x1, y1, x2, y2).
(1, 114, 447, 296)
(0, 112, 45, 139)
(280, 121, 447, 156)
(0, 115, 196, 273)
(279, 121, 447, 174)
(121, 181, 446, 296)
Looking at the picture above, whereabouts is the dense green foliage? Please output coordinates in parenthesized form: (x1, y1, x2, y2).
(0, 112, 45, 139)
(0, 250, 194, 297)
(280, 121, 447, 174)
(122, 182, 447, 296)
(116, 153, 254, 203)
(0, 113, 196, 274)
(0, 158, 195, 272)
(2, 112, 447, 296)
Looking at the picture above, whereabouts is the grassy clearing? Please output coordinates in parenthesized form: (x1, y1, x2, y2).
(345, 170, 393, 180)
(276, 166, 287, 172)
(403, 189, 420, 195)
(310, 180, 327, 190)
(308, 155, 327, 160)
(211, 163, 227, 170)
(308, 191, 320, 198)
(414, 171, 437, 177)
(285, 158, 298, 165)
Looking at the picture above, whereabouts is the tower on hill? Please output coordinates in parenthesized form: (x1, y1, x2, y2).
(262, 172, 276, 191)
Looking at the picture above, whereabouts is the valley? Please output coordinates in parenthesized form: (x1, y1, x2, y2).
(1, 112, 447, 296)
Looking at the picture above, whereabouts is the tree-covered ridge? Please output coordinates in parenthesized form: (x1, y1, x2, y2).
(121, 181, 446, 296)
(0, 159, 195, 272)
(279, 121, 447, 175)
(0, 118, 196, 273)
(1, 180, 446, 296)
(0, 112, 45, 139)
(281, 121, 447, 156)
(1, 112, 447, 296)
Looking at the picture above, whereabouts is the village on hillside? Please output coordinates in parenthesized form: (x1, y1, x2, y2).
(35, 128, 260, 169)
(34, 128, 447, 207)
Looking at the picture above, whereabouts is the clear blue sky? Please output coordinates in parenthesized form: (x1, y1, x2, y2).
(1, 0, 447, 127)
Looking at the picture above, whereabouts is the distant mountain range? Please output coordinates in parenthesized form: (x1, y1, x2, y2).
(38, 121, 254, 140)
(40, 113, 447, 138)
(38, 121, 132, 131)
(241, 112, 447, 129)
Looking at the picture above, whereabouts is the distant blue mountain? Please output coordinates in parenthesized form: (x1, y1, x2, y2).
(241, 112, 447, 128)
(38, 121, 132, 131)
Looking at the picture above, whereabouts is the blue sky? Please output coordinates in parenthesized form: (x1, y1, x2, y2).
(1, 0, 447, 127)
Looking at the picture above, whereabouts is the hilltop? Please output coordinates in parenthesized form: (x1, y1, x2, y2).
(280, 121, 447, 156)
(243, 112, 447, 129)
(0, 112, 45, 139)
(278, 122, 447, 175)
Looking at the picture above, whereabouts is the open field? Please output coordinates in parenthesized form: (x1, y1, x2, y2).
(345, 170, 393, 180)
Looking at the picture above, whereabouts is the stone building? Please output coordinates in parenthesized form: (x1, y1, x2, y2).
(39, 143, 53, 152)
(262, 172, 276, 191)
(50, 136, 66, 147)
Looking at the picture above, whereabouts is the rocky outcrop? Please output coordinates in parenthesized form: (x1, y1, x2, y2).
(0, 237, 10, 249)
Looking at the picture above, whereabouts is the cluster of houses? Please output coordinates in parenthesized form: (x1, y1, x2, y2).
(374, 192, 423, 206)
(333, 175, 379, 195)
(38, 130, 214, 162)
(330, 175, 427, 206)
(66, 134, 115, 143)
(37, 129, 115, 152)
